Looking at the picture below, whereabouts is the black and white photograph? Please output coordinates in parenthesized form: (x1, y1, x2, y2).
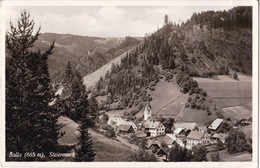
(0, 0, 258, 167)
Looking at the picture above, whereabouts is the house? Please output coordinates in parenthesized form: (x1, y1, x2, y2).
(144, 119, 165, 137)
(117, 124, 135, 134)
(166, 139, 176, 149)
(124, 121, 138, 131)
(144, 100, 152, 120)
(148, 141, 161, 152)
(172, 122, 198, 132)
(173, 128, 186, 136)
(212, 133, 228, 143)
(197, 125, 207, 133)
(238, 118, 250, 126)
(186, 131, 210, 148)
(208, 118, 223, 131)
(135, 131, 147, 138)
(107, 116, 124, 126)
(155, 148, 168, 160)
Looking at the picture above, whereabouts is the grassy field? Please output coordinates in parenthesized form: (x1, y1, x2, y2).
(222, 106, 251, 121)
(195, 73, 252, 121)
(57, 116, 134, 161)
(207, 149, 252, 162)
(194, 74, 252, 98)
(58, 116, 79, 146)
(148, 80, 183, 116)
(89, 129, 135, 161)
(145, 80, 208, 124)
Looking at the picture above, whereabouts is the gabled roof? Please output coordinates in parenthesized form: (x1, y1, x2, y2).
(174, 128, 184, 134)
(118, 124, 133, 131)
(147, 140, 161, 148)
(144, 120, 163, 129)
(173, 122, 197, 130)
(212, 133, 228, 140)
(208, 118, 223, 130)
(167, 139, 175, 145)
(198, 125, 207, 131)
(155, 148, 167, 156)
(187, 131, 205, 140)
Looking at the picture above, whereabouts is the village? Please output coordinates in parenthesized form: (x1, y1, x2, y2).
(103, 100, 252, 161)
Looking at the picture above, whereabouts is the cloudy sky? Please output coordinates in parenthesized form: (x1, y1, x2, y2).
(5, 6, 235, 37)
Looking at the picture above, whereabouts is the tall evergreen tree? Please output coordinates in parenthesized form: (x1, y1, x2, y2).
(6, 10, 61, 160)
(73, 71, 96, 161)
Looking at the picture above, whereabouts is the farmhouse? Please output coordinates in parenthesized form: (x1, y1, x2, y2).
(107, 116, 124, 126)
(117, 124, 135, 134)
(212, 133, 228, 143)
(208, 118, 223, 131)
(238, 118, 250, 126)
(148, 141, 161, 152)
(186, 131, 210, 148)
(144, 119, 165, 137)
(124, 121, 138, 131)
(155, 148, 168, 160)
(197, 125, 207, 132)
(172, 122, 197, 132)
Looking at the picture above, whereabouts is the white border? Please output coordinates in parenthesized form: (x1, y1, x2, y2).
(0, 0, 258, 167)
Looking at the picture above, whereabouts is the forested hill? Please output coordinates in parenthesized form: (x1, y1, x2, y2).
(93, 6, 252, 112)
(31, 33, 141, 83)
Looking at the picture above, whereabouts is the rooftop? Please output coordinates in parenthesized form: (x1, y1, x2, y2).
(118, 124, 133, 131)
(187, 131, 205, 140)
(208, 118, 223, 130)
(173, 122, 197, 130)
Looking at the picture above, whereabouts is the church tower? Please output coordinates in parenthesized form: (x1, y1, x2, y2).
(144, 100, 152, 120)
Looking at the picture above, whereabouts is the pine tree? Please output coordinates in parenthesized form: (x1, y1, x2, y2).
(75, 113, 96, 161)
(6, 10, 61, 160)
(73, 71, 96, 161)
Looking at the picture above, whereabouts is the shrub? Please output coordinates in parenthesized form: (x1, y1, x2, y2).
(185, 102, 190, 108)
(233, 73, 238, 80)
(188, 97, 192, 102)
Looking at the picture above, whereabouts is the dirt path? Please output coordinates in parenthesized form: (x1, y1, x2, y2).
(156, 93, 184, 116)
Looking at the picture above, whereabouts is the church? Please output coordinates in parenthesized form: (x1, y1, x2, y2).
(144, 100, 152, 120)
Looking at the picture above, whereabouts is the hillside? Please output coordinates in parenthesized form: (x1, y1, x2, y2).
(91, 7, 252, 124)
(31, 33, 141, 83)
(57, 116, 135, 161)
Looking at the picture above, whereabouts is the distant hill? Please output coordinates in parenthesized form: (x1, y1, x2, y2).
(31, 33, 142, 83)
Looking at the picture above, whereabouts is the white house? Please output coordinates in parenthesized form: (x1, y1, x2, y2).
(144, 100, 152, 121)
(186, 131, 210, 148)
(107, 116, 124, 126)
(107, 116, 138, 131)
(172, 122, 198, 132)
(144, 119, 165, 137)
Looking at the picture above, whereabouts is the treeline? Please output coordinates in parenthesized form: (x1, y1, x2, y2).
(188, 7, 252, 29)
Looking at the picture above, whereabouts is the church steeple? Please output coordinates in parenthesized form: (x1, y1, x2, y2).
(144, 100, 152, 120)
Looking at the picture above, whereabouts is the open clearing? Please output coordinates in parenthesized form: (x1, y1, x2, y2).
(222, 106, 251, 121)
(89, 129, 135, 161)
(148, 80, 183, 115)
(147, 80, 208, 123)
(195, 74, 252, 120)
(58, 116, 79, 146)
(194, 74, 252, 108)
(57, 116, 134, 161)
(207, 149, 251, 162)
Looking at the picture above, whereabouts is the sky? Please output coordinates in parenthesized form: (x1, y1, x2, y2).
(4, 6, 235, 37)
